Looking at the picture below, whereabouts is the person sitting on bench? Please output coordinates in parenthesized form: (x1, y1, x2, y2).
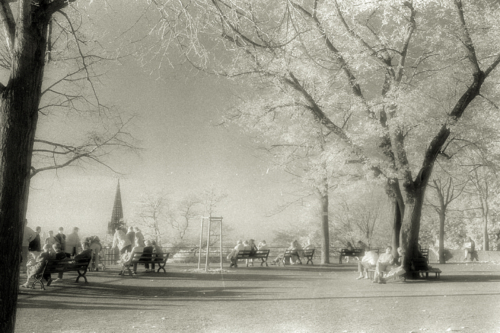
(344, 241, 355, 263)
(288, 240, 303, 265)
(136, 241, 153, 272)
(20, 244, 51, 288)
(373, 246, 394, 284)
(380, 247, 406, 283)
(356, 250, 378, 280)
(227, 240, 245, 268)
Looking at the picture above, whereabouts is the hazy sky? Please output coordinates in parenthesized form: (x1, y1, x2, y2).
(27, 54, 304, 244)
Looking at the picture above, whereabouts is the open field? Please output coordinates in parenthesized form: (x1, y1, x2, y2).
(16, 262, 500, 333)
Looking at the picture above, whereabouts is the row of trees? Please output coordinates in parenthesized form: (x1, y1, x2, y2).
(146, 0, 500, 268)
(1, 0, 500, 331)
(130, 186, 228, 247)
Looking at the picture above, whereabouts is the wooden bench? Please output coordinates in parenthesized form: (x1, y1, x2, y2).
(303, 249, 315, 265)
(31, 257, 91, 290)
(339, 248, 365, 264)
(126, 252, 170, 274)
(407, 257, 441, 280)
(234, 250, 270, 267)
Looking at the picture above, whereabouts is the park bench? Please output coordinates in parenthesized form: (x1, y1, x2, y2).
(30, 257, 91, 290)
(339, 248, 366, 264)
(303, 249, 315, 265)
(124, 252, 170, 274)
(420, 248, 429, 263)
(234, 249, 270, 267)
(368, 256, 441, 281)
(407, 257, 441, 280)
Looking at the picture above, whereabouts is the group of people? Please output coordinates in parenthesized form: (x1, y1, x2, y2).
(20, 233, 96, 288)
(227, 239, 266, 267)
(112, 226, 163, 274)
(226, 238, 315, 267)
(356, 246, 407, 284)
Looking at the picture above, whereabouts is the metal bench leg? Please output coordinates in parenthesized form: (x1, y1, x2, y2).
(157, 263, 167, 273)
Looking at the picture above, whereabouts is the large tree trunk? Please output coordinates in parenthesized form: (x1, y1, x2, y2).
(319, 184, 330, 264)
(438, 209, 445, 264)
(385, 178, 404, 258)
(400, 184, 428, 277)
(0, 4, 50, 332)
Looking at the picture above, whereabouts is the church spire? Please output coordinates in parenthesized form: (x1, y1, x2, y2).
(108, 180, 124, 235)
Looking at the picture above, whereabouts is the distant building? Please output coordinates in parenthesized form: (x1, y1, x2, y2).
(108, 180, 125, 235)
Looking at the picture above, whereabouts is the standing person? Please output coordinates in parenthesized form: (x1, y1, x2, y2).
(88, 236, 103, 271)
(134, 227, 145, 247)
(464, 236, 476, 261)
(54, 227, 66, 252)
(125, 227, 135, 252)
(21, 219, 37, 273)
(112, 227, 132, 254)
(45, 230, 56, 247)
(66, 227, 82, 257)
(151, 240, 164, 272)
(29, 226, 42, 252)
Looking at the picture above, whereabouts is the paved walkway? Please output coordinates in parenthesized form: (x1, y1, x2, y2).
(16, 262, 500, 333)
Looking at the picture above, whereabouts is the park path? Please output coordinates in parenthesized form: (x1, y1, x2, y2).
(16, 262, 500, 333)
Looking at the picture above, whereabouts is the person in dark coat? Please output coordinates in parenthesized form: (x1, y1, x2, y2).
(28, 226, 42, 252)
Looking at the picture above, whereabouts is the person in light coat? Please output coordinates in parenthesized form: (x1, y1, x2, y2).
(112, 227, 132, 254)
(227, 240, 245, 268)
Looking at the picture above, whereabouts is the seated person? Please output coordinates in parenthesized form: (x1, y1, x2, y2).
(117, 251, 134, 276)
(356, 250, 379, 280)
(373, 246, 394, 283)
(151, 240, 164, 271)
(53, 242, 93, 283)
(227, 240, 245, 268)
(288, 240, 303, 265)
(42, 243, 67, 284)
(257, 240, 269, 250)
(303, 239, 315, 250)
(380, 247, 406, 283)
(344, 241, 355, 263)
(247, 239, 258, 266)
(128, 244, 145, 274)
(20, 244, 51, 288)
(242, 240, 251, 251)
(135, 241, 153, 273)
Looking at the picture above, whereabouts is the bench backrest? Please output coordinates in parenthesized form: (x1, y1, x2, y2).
(131, 252, 169, 262)
(304, 249, 315, 257)
(411, 258, 429, 271)
(236, 250, 253, 258)
(340, 248, 364, 255)
(45, 257, 90, 272)
(253, 250, 270, 258)
(420, 248, 429, 261)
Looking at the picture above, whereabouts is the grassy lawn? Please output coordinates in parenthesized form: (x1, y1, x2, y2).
(16, 261, 500, 333)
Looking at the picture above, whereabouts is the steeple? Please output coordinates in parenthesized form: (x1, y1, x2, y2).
(108, 180, 124, 235)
